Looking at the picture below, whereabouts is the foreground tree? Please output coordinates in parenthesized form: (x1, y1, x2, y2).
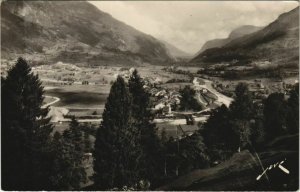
(49, 118, 87, 190)
(286, 84, 299, 134)
(230, 83, 254, 120)
(202, 105, 238, 161)
(2, 58, 53, 190)
(263, 93, 288, 140)
(229, 83, 255, 149)
(179, 132, 209, 174)
(128, 69, 163, 184)
(93, 76, 142, 189)
(179, 85, 202, 111)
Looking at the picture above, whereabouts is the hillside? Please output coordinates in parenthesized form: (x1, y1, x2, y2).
(1, 1, 174, 66)
(191, 7, 299, 68)
(158, 134, 299, 191)
(160, 39, 193, 60)
(195, 25, 262, 55)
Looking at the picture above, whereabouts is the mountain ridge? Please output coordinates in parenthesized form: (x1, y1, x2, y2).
(1, 1, 174, 66)
(159, 39, 193, 59)
(194, 25, 263, 56)
(191, 7, 299, 68)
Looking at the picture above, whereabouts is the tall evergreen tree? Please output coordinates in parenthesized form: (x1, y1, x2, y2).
(229, 83, 254, 149)
(49, 117, 87, 190)
(128, 69, 163, 184)
(202, 105, 238, 161)
(93, 76, 141, 189)
(286, 83, 299, 134)
(263, 93, 288, 139)
(230, 83, 254, 120)
(64, 117, 87, 189)
(84, 131, 92, 153)
(2, 58, 53, 190)
(179, 132, 209, 174)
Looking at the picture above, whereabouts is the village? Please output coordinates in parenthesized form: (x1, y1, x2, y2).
(2, 59, 298, 139)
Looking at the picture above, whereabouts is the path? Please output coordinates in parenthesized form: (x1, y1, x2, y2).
(194, 77, 233, 107)
(42, 95, 60, 108)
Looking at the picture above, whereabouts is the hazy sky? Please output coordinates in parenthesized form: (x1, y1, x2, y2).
(90, 1, 298, 54)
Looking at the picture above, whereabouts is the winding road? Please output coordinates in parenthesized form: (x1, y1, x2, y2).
(42, 95, 60, 108)
(194, 77, 233, 107)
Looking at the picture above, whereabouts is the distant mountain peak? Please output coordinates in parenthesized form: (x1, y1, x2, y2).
(195, 25, 263, 56)
(159, 39, 193, 60)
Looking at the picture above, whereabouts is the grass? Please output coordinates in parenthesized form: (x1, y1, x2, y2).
(67, 108, 104, 116)
(158, 133, 299, 191)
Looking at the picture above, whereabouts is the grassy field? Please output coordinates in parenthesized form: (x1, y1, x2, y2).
(67, 108, 104, 116)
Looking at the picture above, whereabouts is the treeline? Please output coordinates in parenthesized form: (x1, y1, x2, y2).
(2, 58, 299, 190)
(197, 66, 296, 80)
(201, 82, 299, 162)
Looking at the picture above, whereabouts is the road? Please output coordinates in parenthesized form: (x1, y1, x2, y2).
(194, 77, 233, 107)
(42, 95, 60, 108)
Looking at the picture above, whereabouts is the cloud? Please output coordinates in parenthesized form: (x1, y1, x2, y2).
(89, 1, 298, 54)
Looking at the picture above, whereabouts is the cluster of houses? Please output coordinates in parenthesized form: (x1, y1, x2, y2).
(112, 68, 182, 117)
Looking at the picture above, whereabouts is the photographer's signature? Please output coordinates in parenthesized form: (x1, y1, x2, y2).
(256, 159, 290, 181)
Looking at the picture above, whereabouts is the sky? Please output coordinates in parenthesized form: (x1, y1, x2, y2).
(89, 1, 298, 55)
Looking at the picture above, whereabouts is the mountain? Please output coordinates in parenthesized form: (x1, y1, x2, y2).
(160, 40, 193, 59)
(195, 25, 263, 55)
(1, 1, 174, 66)
(191, 7, 299, 68)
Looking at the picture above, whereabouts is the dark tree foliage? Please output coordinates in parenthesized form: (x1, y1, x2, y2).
(286, 83, 299, 134)
(230, 83, 254, 120)
(229, 83, 255, 149)
(84, 131, 92, 153)
(178, 133, 209, 174)
(161, 132, 209, 178)
(48, 132, 65, 189)
(202, 105, 239, 162)
(128, 69, 163, 184)
(179, 85, 202, 111)
(249, 117, 265, 149)
(48, 117, 87, 190)
(93, 76, 141, 190)
(2, 58, 53, 190)
(263, 93, 288, 140)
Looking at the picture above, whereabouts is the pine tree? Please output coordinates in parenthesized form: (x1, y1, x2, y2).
(263, 93, 288, 139)
(84, 131, 92, 153)
(2, 58, 53, 190)
(93, 76, 141, 189)
(48, 132, 66, 189)
(49, 117, 87, 190)
(286, 83, 299, 134)
(179, 132, 209, 174)
(202, 105, 238, 161)
(128, 69, 163, 184)
(229, 83, 254, 149)
(230, 83, 254, 120)
(66, 117, 87, 189)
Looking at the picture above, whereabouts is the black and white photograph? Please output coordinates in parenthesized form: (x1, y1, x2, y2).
(1, 0, 299, 191)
